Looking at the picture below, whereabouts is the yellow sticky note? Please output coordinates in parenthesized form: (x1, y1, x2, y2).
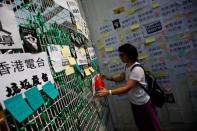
(113, 6, 125, 14)
(76, 24, 82, 30)
(138, 52, 148, 60)
(95, 42, 105, 49)
(153, 71, 168, 78)
(126, 8, 135, 16)
(80, 48, 86, 55)
(130, 23, 140, 31)
(108, 58, 116, 64)
(89, 67, 95, 73)
(105, 47, 114, 52)
(84, 68, 91, 76)
(145, 36, 156, 44)
(68, 57, 76, 65)
(131, 0, 137, 3)
(62, 46, 71, 58)
(152, 2, 160, 9)
(65, 65, 75, 75)
(101, 32, 110, 39)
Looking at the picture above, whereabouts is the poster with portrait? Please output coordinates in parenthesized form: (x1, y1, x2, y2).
(19, 26, 41, 53)
(0, 4, 23, 49)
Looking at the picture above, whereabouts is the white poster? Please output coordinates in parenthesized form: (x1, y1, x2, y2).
(47, 45, 69, 72)
(75, 46, 88, 65)
(0, 4, 23, 49)
(87, 47, 96, 60)
(0, 52, 54, 105)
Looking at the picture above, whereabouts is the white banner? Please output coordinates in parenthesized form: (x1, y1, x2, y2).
(0, 4, 23, 49)
(0, 52, 54, 106)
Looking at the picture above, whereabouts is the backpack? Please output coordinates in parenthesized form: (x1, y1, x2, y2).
(130, 64, 165, 108)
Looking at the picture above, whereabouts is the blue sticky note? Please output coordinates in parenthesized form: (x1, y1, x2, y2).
(42, 81, 59, 100)
(4, 94, 33, 123)
(25, 86, 44, 111)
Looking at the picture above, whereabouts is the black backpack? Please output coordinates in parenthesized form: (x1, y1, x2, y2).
(130, 64, 165, 108)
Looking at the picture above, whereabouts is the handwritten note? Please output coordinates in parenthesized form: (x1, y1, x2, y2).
(145, 36, 156, 44)
(68, 57, 76, 65)
(130, 23, 140, 31)
(62, 46, 71, 58)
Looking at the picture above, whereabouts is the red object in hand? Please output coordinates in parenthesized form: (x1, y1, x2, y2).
(95, 75, 104, 91)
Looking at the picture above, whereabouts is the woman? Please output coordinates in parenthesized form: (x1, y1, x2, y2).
(96, 43, 162, 131)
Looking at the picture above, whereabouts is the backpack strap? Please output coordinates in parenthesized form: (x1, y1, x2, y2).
(130, 64, 150, 95)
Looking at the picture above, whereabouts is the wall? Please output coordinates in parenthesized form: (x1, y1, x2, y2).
(81, 0, 197, 130)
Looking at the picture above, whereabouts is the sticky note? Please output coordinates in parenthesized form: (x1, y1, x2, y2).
(101, 32, 110, 39)
(25, 86, 44, 111)
(138, 52, 148, 60)
(126, 8, 135, 16)
(4, 94, 33, 123)
(131, 0, 137, 3)
(42, 81, 59, 100)
(153, 71, 168, 78)
(152, 2, 160, 8)
(113, 6, 125, 14)
(68, 57, 76, 65)
(84, 68, 91, 76)
(95, 43, 105, 49)
(145, 36, 156, 44)
(89, 67, 95, 72)
(62, 46, 71, 58)
(105, 47, 114, 52)
(76, 24, 82, 30)
(130, 23, 140, 31)
(108, 58, 116, 64)
(80, 48, 86, 55)
(65, 65, 75, 75)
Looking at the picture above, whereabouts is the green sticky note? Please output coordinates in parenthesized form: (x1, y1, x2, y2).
(25, 86, 44, 111)
(42, 81, 59, 100)
(4, 94, 33, 123)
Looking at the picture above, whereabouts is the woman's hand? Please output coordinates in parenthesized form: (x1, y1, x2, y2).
(96, 88, 109, 97)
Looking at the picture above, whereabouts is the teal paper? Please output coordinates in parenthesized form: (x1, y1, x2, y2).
(4, 94, 33, 123)
(42, 81, 59, 100)
(25, 86, 44, 111)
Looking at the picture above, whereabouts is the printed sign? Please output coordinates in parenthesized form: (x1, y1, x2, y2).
(19, 26, 41, 53)
(0, 4, 23, 49)
(0, 52, 54, 107)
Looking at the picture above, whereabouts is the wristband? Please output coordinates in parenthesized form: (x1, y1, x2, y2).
(109, 90, 112, 95)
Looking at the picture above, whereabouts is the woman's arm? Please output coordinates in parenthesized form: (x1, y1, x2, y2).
(102, 72, 125, 82)
(96, 79, 137, 96)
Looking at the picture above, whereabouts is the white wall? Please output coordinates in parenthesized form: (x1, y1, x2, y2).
(81, 0, 197, 131)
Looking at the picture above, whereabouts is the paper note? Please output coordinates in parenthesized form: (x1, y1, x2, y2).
(126, 8, 135, 16)
(68, 57, 76, 65)
(4, 94, 33, 122)
(152, 2, 160, 9)
(138, 52, 148, 60)
(76, 24, 82, 30)
(65, 65, 75, 75)
(131, 0, 137, 3)
(25, 86, 44, 111)
(113, 6, 125, 14)
(105, 47, 114, 52)
(101, 32, 110, 39)
(42, 81, 59, 100)
(89, 67, 95, 73)
(108, 57, 117, 64)
(145, 36, 156, 44)
(95, 42, 105, 49)
(153, 71, 168, 78)
(61, 46, 71, 58)
(84, 68, 91, 76)
(80, 48, 86, 55)
(130, 23, 140, 31)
